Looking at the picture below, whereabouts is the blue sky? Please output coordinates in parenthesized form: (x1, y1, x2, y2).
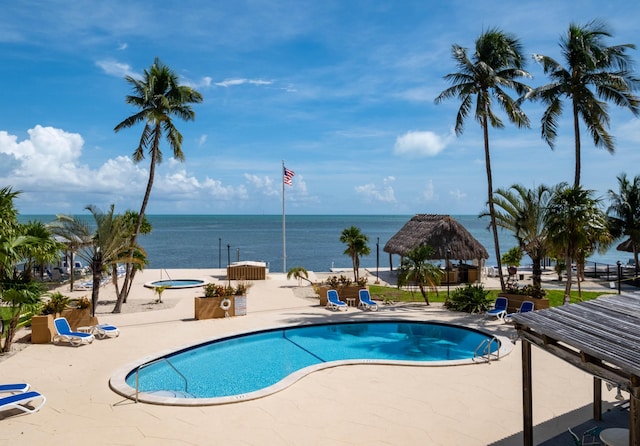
(1, 0, 640, 216)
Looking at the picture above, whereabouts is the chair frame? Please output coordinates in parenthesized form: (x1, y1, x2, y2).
(53, 317, 95, 346)
(92, 324, 119, 339)
(358, 289, 378, 311)
(505, 300, 535, 323)
(326, 290, 348, 311)
(0, 383, 30, 394)
(0, 391, 46, 415)
(486, 297, 508, 320)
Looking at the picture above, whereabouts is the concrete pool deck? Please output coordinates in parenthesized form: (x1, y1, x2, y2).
(0, 268, 627, 445)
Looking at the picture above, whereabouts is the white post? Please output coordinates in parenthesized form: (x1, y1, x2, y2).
(282, 160, 286, 273)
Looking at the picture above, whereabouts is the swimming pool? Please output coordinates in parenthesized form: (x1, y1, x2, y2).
(144, 279, 205, 289)
(111, 321, 507, 405)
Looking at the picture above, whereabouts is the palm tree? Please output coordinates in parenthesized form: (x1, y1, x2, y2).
(0, 186, 20, 237)
(545, 184, 610, 304)
(396, 246, 444, 306)
(20, 220, 63, 282)
(607, 173, 640, 274)
(287, 266, 313, 286)
(528, 20, 640, 188)
(490, 184, 553, 288)
(435, 28, 532, 291)
(339, 226, 371, 282)
(1, 281, 42, 353)
(50, 205, 144, 315)
(114, 57, 202, 303)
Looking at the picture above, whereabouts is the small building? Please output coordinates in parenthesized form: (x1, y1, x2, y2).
(383, 214, 489, 283)
(227, 261, 267, 280)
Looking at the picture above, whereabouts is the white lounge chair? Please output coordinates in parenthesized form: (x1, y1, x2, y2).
(504, 300, 535, 323)
(92, 324, 119, 339)
(326, 290, 348, 311)
(486, 297, 508, 320)
(358, 289, 378, 311)
(53, 317, 94, 346)
(0, 383, 30, 394)
(0, 391, 46, 415)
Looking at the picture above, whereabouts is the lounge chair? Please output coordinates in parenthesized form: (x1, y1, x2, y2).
(568, 426, 602, 446)
(326, 290, 348, 311)
(486, 297, 508, 320)
(53, 317, 94, 346)
(504, 300, 535, 323)
(0, 383, 30, 394)
(358, 289, 378, 311)
(0, 391, 46, 415)
(92, 324, 119, 339)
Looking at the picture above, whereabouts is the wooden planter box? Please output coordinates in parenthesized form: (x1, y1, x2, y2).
(498, 293, 550, 313)
(31, 315, 55, 344)
(195, 296, 245, 320)
(61, 308, 98, 331)
(315, 286, 367, 306)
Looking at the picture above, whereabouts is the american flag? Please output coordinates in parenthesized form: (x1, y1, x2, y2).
(283, 166, 295, 186)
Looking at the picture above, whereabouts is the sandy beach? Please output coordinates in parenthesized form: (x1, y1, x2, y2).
(0, 268, 627, 445)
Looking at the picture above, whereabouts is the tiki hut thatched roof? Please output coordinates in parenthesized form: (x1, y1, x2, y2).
(383, 214, 489, 260)
(616, 238, 636, 253)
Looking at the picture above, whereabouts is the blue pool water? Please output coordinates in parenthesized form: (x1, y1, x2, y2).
(125, 321, 498, 400)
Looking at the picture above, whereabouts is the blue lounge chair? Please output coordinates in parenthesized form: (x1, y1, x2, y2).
(92, 324, 119, 339)
(0, 391, 46, 415)
(486, 297, 508, 320)
(0, 383, 30, 394)
(358, 289, 378, 311)
(505, 300, 535, 323)
(53, 317, 94, 346)
(326, 290, 348, 311)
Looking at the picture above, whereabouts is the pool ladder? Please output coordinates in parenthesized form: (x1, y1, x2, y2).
(134, 358, 188, 403)
(473, 337, 500, 364)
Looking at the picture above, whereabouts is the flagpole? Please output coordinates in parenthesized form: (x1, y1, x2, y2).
(282, 160, 286, 273)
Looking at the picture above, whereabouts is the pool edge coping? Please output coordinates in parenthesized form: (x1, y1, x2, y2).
(109, 320, 514, 406)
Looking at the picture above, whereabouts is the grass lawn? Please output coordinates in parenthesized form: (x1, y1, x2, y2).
(369, 284, 611, 307)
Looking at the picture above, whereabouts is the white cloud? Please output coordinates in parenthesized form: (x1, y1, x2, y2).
(95, 59, 137, 78)
(183, 76, 212, 89)
(215, 78, 272, 88)
(423, 179, 437, 201)
(0, 125, 250, 210)
(449, 189, 467, 201)
(198, 134, 208, 146)
(393, 130, 451, 157)
(117, 42, 128, 51)
(243, 173, 278, 197)
(355, 176, 396, 203)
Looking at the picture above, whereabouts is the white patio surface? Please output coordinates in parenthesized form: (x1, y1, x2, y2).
(0, 268, 624, 445)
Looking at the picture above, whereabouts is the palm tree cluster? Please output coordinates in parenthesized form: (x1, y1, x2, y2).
(437, 20, 639, 294)
(0, 187, 63, 352)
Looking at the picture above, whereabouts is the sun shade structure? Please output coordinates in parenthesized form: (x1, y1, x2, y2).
(383, 214, 489, 265)
(510, 294, 640, 446)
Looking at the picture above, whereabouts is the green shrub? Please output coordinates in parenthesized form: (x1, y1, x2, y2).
(505, 283, 547, 298)
(444, 284, 492, 313)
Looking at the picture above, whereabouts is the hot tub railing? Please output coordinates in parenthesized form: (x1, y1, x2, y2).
(135, 357, 188, 402)
(473, 336, 500, 363)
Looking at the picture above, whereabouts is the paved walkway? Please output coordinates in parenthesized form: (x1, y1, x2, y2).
(0, 268, 630, 445)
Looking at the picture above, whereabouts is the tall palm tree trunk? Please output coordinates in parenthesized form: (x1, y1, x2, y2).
(483, 114, 505, 291)
(564, 254, 572, 305)
(573, 100, 582, 188)
(113, 129, 160, 313)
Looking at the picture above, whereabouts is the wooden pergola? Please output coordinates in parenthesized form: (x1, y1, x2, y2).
(511, 294, 640, 446)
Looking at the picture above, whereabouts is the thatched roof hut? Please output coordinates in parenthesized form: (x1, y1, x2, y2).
(616, 238, 636, 253)
(384, 214, 489, 261)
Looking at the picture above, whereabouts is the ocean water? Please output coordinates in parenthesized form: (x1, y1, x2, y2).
(20, 214, 627, 272)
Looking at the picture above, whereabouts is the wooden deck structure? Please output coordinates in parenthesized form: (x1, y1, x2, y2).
(511, 294, 640, 446)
